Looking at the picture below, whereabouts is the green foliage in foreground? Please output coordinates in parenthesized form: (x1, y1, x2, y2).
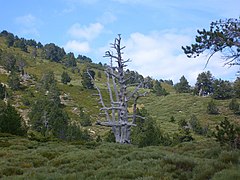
(0, 134, 239, 179)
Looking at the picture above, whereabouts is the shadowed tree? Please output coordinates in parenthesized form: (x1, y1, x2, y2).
(89, 35, 147, 144)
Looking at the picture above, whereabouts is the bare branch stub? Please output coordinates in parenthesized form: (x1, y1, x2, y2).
(92, 35, 146, 144)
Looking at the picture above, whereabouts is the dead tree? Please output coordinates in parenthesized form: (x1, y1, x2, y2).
(88, 35, 146, 144)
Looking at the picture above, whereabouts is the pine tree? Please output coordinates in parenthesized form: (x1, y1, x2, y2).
(29, 97, 68, 139)
(153, 80, 168, 96)
(82, 69, 95, 89)
(212, 79, 233, 99)
(195, 71, 214, 96)
(174, 76, 191, 93)
(61, 71, 71, 84)
(183, 18, 240, 68)
(131, 108, 171, 147)
(0, 101, 26, 135)
(214, 117, 240, 148)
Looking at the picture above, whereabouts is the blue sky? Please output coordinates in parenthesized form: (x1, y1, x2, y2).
(0, 0, 239, 84)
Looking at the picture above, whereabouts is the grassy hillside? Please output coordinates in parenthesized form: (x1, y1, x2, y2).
(0, 33, 240, 179)
(140, 93, 240, 135)
(0, 34, 240, 135)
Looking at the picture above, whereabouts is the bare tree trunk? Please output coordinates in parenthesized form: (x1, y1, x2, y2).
(90, 35, 146, 144)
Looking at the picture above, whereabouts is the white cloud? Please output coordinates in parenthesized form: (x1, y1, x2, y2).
(98, 11, 117, 24)
(64, 40, 90, 54)
(110, 31, 239, 85)
(16, 14, 36, 27)
(15, 14, 39, 36)
(68, 22, 104, 40)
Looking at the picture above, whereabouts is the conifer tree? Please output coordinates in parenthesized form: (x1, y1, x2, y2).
(174, 75, 191, 93)
(153, 80, 168, 96)
(183, 18, 240, 67)
(0, 101, 26, 136)
(61, 71, 71, 84)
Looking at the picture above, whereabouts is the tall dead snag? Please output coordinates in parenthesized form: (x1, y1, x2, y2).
(89, 35, 146, 144)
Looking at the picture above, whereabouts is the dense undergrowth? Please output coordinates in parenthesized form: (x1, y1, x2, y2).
(0, 133, 239, 179)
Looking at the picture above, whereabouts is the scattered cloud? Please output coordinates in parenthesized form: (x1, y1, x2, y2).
(68, 22, 104, 40)
(15, 14, 39, 36)
(111, 31, 239, 85)
(64, 40, 90, 54)
(98, 11, 117, 24)
(15, 14, 36, 27)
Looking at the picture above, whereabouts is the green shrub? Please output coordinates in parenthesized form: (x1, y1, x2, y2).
(229, 98, 240, 115)
(172, 129, 194, 143)
(219, 150, 239, 164)
(163, 156, 195, 171)
(39, 151, 60, 160)
(214, 117, 240, 148)
(79, 107, 92, 127)
(104, 130, 115, 143)
(21, 97, 30, 106)
(62, 122, 92, 142)
(131, 108, 172, 147)
(1, 167, 23, 176)
(207, 99, 219, 114)
(61, 71, 71, 84)
(0, 140, 11, 147)
(193, 163, 216, 180)
(169, 116, 175, 122)
(163, 155, 195, 179)
(27, 130, 51, 142)
(8, 72, 21, 90)
(203, 146, 221, 159)
(189, 115, 207, 135)
(173, 119, 194, 143)
(212, 167, 240, 180)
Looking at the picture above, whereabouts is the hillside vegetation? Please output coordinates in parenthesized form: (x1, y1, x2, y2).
(0, 133, 240, 179)
(0, 31, 240, 179)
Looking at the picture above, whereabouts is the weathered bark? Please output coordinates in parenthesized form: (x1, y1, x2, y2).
(89, 35, 145, 144)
